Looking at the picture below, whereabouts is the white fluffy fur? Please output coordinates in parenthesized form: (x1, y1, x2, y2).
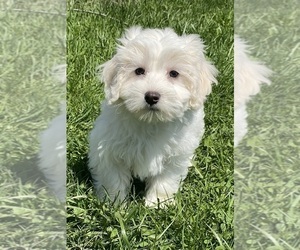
(38, 64, 66, 202)
(234, 36, 272, 147)
(89, 26, 218, 206)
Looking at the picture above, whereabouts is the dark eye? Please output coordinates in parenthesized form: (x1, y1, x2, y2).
(135, 67, 145, 75)
(169, 70, 179, 78)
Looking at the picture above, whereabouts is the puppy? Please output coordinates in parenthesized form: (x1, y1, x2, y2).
(234, 36, 272, 147)
(38, 64, 66, 202)
(88, 26, 218, 206)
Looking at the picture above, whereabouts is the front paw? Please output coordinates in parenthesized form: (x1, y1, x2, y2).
(145, 192, 175, 208)
(95, 185, 127, 204)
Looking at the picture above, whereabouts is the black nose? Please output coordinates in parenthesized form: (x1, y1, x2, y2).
(144, 91, 161, 106)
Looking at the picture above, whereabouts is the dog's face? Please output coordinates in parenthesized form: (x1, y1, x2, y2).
(100, 26, 217, 122)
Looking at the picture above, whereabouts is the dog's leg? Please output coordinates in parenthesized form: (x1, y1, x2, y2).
(145, 163, 188, 207)
(92, 162, 131, 203)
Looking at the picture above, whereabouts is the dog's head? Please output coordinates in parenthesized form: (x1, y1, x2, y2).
(99, 26, 218, 122)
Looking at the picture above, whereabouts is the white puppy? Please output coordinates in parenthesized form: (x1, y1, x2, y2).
(234, 36, 272, 147)
(38, 64, 66, 202)
(89, 26, 218, 206)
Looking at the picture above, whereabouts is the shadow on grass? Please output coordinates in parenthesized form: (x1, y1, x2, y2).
(69, 154, 146, 201)
(10, 154, 46, 190)
(69, 154, 93, 187)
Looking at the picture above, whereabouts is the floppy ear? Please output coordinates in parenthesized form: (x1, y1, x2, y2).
(97, 56, 120, 104)
(234, 36, 272, 107)
(183, 34, 218, 108)
(96, 26, 144, 104)
(193, 57, 218, 108)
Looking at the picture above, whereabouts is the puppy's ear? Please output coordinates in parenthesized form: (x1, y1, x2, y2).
(234, 36, 272, 107)
(97, 26, 144, 104)
(195, 57, 218, 108)
(183, 34, 218, 108)
(118, 26, 143, 46)
(97, 56, 120, 104)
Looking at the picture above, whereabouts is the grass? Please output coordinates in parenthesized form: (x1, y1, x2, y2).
(2, 0, 298, 249)
(67, 0, 233, 249)
(0, 0, 65, 249)
(235, 0, 300, 249)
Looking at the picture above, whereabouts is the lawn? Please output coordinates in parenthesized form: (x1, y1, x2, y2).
(0, 0, 66, 249)
(235, 0, 300, 249)
(67, 0, 233, 249)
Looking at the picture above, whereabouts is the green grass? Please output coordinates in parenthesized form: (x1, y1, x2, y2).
(67, 0, 233, 249)
(235, 0, 300, 249)
(0, 0, 65, 249)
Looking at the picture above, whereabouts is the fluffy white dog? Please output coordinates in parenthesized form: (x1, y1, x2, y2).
(89, 26, 218, 206)
(38, 64, 66, 202)
(234, 36, 272, 147)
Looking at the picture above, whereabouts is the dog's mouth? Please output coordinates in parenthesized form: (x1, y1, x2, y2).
(147, 105, 159, 111)
(137, 105, 178, 123)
